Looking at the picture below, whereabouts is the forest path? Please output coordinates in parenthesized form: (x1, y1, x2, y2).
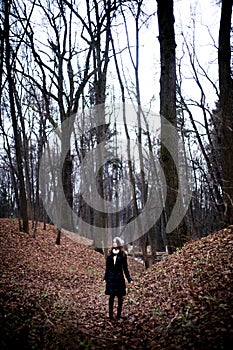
(0, 218, 232, 349)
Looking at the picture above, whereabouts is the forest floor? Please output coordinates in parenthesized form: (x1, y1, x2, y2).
(0, 218, 232, 350)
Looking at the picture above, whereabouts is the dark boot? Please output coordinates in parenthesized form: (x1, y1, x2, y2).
(117, 295, 123, 318)
(109, 295, 114, 319)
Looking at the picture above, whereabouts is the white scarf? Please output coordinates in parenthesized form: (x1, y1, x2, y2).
(113, 249, 119, 265)
(113, 248, 119, 255)
(113, 255, 117, 265)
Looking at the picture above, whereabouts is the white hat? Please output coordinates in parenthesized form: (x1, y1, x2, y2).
(112, 236, 124, 247)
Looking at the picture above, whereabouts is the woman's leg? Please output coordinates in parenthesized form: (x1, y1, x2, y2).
(117, 295, 123, 318)
(109, 295, 114, 319)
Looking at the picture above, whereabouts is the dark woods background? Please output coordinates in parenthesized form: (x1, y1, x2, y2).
(0, 0, 232, 265)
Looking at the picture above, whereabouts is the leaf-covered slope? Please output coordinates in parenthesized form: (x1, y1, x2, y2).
(0, 219, 143, 349)
(126, 227, 233, 349)
(0, 219, 232, 350)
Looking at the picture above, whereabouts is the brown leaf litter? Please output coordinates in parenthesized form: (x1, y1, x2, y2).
(0, 219, 232, 349)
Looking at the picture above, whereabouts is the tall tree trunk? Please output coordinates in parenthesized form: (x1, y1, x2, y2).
(4, 0, 29, 233)
(86, 0, 112, 248)
(157, 0, 188, 253)
(218, 0, 233, 226)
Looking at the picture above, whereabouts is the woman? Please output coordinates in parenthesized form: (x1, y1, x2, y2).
(103, 237, 133, 320)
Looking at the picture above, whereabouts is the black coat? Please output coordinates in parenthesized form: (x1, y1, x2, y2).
(104, 253, 132, 296)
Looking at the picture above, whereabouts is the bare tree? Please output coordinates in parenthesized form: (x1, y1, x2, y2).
(157, 0, 189, 253)
(218, 0, 233, 226)
(2, 0, 29, 233)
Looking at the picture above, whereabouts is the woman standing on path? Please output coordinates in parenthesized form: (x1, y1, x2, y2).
(103, 237, 133, 320)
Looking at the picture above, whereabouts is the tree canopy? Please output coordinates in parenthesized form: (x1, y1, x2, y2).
(0, 0, 232, 257)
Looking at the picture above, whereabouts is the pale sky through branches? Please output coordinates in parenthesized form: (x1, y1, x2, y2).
(136, 0, 221, 112)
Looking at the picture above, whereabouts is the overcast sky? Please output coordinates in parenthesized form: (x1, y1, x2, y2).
(136, 0, 221, 113)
